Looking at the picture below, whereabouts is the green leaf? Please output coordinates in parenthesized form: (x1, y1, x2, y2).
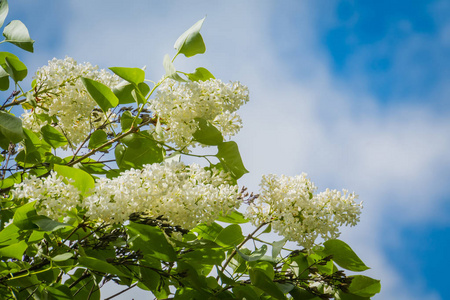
(323, 239, 369, 272)
(2, 20, 34, 52)
(54, 164, 95, 196)
(120, 110, 142, 131)
(109, 67, 145, 85)
(13, 201, 38, 230)
(347, 275, 381, 297)
(79, 256, 127, 277)
(4, 56, 26, 82)
(81, 77, 119, 112)
(0, 110, 24, 144)
(192, 222, 223, 240)
(113, 81, 150, 104)
(217, 210, 249, 224)
(127, 222, 176, 262)
(187, 67, 215, 82)
(289, 287, 321, 300)
(0, 65, 9, 90)
(193, 118, 223, 145)
(0, 172, 21, 189)
(0, 0, 8, 28)
(40, 124, 67, 149)
(117, 133, 164, 169)
(216, 141, 249, 179)
(215, 224, 244, 247)
(88, 129, 109, 150)
(181, 247, 225, 266)
(163, 54, 186, 82)
(236, 245, 268, 262)
(249, 268, 286, 300)
(0, 240, 27, 259)
(0, 223, 20, 246)
(251, 261, 275, 280)
(31, 216, 70, 232)
(272, 238, 287, 260)
(336, 290, 370, 300)
(174, 17, 206, 57)
(46, 285, 72, 299)
(52, 252, 73, 262)
(233, 286, 260, 300)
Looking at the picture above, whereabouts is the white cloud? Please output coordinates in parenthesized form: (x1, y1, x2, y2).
(24, 1, 450, 299)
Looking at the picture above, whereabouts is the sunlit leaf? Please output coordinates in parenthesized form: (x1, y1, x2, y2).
(4, 56, 27, 82)
(109, 67, 145, 85)
(323, 239, 369, 272)
(0, 0, 8, 28)
(3, 20, 34, 52)
(174, 17, 206, 57)
(81, 77, 119, 112)
(40, 124, 67, 149)
(54, 164, 95, 196)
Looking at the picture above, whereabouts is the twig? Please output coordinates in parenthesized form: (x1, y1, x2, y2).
(104, 283, 137, 300)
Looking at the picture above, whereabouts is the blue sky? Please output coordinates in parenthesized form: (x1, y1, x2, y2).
(5, 1, 450, 299)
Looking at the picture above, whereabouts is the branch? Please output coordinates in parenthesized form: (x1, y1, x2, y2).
(219, 222, 268, 275)
(104, 283, 137, 300)
(67, 118, 155, 166)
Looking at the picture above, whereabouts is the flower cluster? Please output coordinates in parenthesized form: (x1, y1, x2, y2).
(149, 79, 249, 149)
(11, 172, 81, 220)
(246, 174, 362, 249)
(83, 162, 240, 229)
(22, 57, 120, 146)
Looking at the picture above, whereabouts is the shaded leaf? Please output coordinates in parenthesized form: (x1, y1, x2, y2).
(347, 275, 381, 297)
(249, 268, 286, 300)
(192, 117, 223, 145)
(127, 222, 176, 262)
(217, 210, 249, 224)
(113, 81, 150, 104)
(88, 129, 109, 150)
(32, 216, 70, 232)
(236, 245, 268, 262)
(217, 141, 249, 179)
(40, 124, 67, 149)
(215, 224, 244, 247)
(79, 256, 126, 277)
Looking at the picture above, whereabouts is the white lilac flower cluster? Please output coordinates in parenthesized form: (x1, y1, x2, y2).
(83, 162, 240, 228)
(22, 57, 120, 146)
(149, 79, 249, 149)
(12, 162, 240, 229)
(11, 172, 81, 220)
(246, 174, 362, 249)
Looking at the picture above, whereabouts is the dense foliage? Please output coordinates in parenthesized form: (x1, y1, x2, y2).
(0, 1, 380, 299)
